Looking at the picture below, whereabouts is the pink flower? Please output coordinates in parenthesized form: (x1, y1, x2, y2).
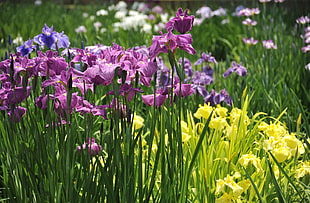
(243, 37, 258, 45)
(151, 5, 163, 14)
(296, 16, 310, 24)
(242, 18, 257, 26)
(262, 40, 277, 49)
(237, 8, 260, 17)
(301, 44, 310, 53)
(259, 0, 271, 3)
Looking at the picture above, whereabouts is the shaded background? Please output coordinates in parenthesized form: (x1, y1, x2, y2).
(3, 0, 310, 13)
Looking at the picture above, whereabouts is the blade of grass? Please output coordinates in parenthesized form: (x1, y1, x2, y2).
(268, 152, 304, 200)
(242, 166, 264, 203)
(265, 152, 286, 203)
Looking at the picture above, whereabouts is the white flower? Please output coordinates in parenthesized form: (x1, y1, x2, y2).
(93, 22, 102, 30)
(75, 25, 87, 33)
(305, 63, 310, 71)
(113, 22, 121, 32)
(193, 18, 204, 26)
(100, 28, 107, 34)
(115, 1, 127, 11)
(34, 0, 42, 6)
(96, 9, 108, 16)
(212, 7, 226, 16)
(129, 10, 140, 16)
(115, 10, 127, 19)
(221, 18, 230, 24)
(13, 36, 23, 45)
(142, 23, 152, 33)
(160, 13, 169, 23)
(108, 5, 115, 11)
(196, 6, 213, 19)
(154, 22, 165, 32)
(82, 12, 89, 18)
(89, 15, 95, 21)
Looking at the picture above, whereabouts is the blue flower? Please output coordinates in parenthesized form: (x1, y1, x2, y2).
(204, 89, 232, 106)
(33, 24, 70, 50)
(16, 39, 36, 56)
(223, 61, 247, 78)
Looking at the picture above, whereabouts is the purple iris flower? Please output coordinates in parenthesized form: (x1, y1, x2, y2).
(204, 89, 232, 106)
(54, 31, 70, 49)
(202, 66, 214, 77)
(34, 24, 57, 49)
(166, 8, 195, 34)
(0, 55, 38, 85)
(84, 63, 118, 86)
(90, 105, 108, 119)
(155, 57, 170, 86)
(223, 61, 247, 78)
(77, 137, 102, 156)
(35, 94, 50, 109)
(142, 88, 168, 107)
(119, 83, 143, 101)
(142, 94, 167, 107)
(54, 92, 82, 116)
(237, 8, 260, 17)
(34, 50, 68, 77)
(34, 24, 70, 50)
(7, 106, 27, 122)
(16, 39, 36, 56)
(6, 86, 31, 105)
(149, 31, 196, 60)
(42, 67, 92, 95)
(174, 83, 194, 97)
(178, 57, 193, 78)
(192, 71, 214, 86)
(194, 52, 217, 65)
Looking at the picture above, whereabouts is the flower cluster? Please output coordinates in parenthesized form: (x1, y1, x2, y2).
(296, 16, 310, 25)
(141, 8, 197, 107)
(2, 24, 162, 122)
(238, 7, 259, 27)
(295, 161, 310, 179)
(194, 103, 250, 132)
(76, 1, 169, 35)
(237, 8, 260, 17)
(17, 24, 70, 56)
(237, 7, 278, 50)
(215, 172, 251, 202)
(223, 61, 247, 78)
(258, 121, 305, 162)
(238, 153, 263, 172)
(194, 6, 227, 26)
(300, 26, 310, 53)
